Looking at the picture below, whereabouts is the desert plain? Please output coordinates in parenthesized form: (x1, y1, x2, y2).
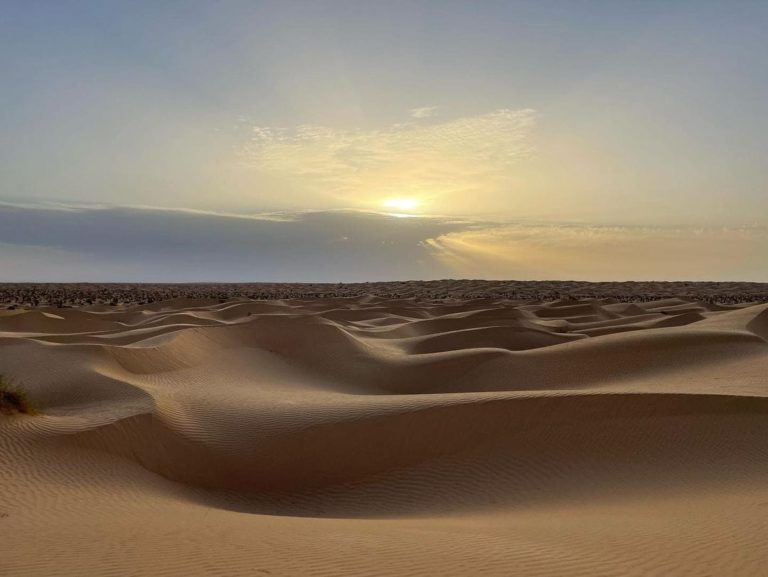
(2, 281, 768, 576)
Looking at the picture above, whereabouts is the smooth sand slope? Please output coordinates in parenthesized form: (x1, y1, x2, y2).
(2, 295, 768, 576)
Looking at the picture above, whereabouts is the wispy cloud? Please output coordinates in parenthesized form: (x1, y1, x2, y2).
(410, 106, 438, 119)
(426, 223, 768, 281)
(240, 108, 538, 211)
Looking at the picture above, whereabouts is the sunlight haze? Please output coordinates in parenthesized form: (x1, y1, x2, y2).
(1, 0, 766, 281)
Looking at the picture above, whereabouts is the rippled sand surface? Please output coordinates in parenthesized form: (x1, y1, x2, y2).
(2, 294, 768, 576)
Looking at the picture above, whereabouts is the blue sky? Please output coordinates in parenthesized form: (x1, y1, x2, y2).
(1, 1, 766, 281)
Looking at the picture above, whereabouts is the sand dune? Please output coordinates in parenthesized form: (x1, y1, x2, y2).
(2, 295, 768, 576)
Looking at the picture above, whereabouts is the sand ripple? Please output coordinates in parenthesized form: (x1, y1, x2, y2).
(2, 296, 768, 576)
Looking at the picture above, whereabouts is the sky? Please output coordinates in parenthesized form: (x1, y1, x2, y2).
(1, 0, 766, 282)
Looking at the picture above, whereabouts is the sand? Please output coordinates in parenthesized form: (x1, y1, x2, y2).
(2, 294, 768, 576)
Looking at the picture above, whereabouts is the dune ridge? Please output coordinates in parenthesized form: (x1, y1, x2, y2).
(2, 295, 768, 576)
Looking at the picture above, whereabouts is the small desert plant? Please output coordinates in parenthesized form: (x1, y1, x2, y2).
(0, 375, 38, 415)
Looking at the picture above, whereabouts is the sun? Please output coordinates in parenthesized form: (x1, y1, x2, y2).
(382, 197, 421, 212)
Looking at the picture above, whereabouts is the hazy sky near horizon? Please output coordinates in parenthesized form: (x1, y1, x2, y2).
(1, 1, 767, 281)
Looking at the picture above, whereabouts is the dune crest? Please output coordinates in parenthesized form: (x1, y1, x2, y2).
(2, 295, 768, 576)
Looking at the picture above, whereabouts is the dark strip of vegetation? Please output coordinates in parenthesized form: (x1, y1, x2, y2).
(0, 280, 767, 309)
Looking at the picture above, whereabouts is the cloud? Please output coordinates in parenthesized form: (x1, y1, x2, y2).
(0, 199, 297, 222)
(240, 108, 538, 212)
(410, 106, 438, 119)
(1, 201, 764, 282)
(426, 223, 768, 281)
(0, 203, 463, 282)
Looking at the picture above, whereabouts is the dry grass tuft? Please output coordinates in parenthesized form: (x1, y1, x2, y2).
(0, 375, 38, 415)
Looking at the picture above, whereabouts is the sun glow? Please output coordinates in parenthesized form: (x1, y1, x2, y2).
(382, 197, 421, 212)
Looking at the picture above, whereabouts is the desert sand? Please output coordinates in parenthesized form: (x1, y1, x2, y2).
(2, 291, 768, 576)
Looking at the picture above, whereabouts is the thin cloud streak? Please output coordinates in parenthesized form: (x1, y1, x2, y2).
(0, 200, 299, 222)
